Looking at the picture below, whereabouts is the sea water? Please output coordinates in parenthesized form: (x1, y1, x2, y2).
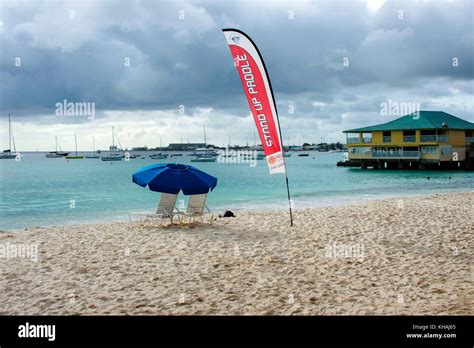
(0, 152, 473, 230)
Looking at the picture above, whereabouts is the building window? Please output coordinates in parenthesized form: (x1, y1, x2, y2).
(421, 146, 438, 154)
(403, 130, 416, 142)
(362, 133, 372, 143)
(440, 146, 453, 155)
(466, 131, 474, 142)
(420, 130, 436, 142)
(351, 147, 372, 154)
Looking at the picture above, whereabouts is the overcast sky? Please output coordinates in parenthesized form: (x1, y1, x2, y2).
(0, 0, 473, 151)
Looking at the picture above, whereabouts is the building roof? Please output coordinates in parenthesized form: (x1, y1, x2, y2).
(343, 111, 474, 133)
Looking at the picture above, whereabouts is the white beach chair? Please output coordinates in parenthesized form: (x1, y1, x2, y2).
(179, 193, 213, 225)
(129, 193, 181, 227)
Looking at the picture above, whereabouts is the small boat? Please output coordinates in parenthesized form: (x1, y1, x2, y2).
(46, 136, 70, 158)
(171, 153, 183, 156)
(129, 153, 140, 159)
(190, 127, 218, 159)
(191, 155, 217, 162)
(298, 153, 309, 157)
(191, 148, 219, 157)
(45, 152, 63, 158)
(101, 127, 123, 161)
(85, 136, 100, 159)
(0, 149, 16, 159)
(256, 152, 265, 160)
(150, 152, 168, 159)
(101, 153, 123, 161)
(0, 114, 18, 159)
(65, 133, 84, 159)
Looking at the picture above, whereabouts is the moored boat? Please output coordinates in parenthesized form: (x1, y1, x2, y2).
(46, 137, 69, 158)
(101, 153, 123, 161)
(0, 114, 18, 159)
(65, 133, 84, 159)
(150, 152, 168, 159)
(85, 136, 100, 158)
(190, 155, 217, 162)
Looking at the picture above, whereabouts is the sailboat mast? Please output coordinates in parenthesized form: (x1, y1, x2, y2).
(55, 136, 58, 152)
(203, 125, 207, 147)
(74, 133, 78, 156)
(8, 114, 11, 151)
(112, 127, 115, 150)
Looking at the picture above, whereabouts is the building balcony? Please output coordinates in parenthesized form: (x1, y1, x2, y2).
(403, 135, 416, 142)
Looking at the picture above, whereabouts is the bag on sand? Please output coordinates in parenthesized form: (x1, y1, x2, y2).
(220, 210, 236, 218)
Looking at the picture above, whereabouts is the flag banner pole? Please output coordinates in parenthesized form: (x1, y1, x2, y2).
(222, 28, 293, 226)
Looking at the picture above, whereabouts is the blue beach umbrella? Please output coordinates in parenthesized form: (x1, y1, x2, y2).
(132, 163, 217, 195)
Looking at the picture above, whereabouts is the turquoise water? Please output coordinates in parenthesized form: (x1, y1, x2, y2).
(0, 152, 473, 230)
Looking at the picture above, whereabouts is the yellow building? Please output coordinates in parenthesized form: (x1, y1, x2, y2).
(341, 111, 474, 169)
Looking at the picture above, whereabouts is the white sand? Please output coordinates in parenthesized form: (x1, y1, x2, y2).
(0, 192, 472, 315)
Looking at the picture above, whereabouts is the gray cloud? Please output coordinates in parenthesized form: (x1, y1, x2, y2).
(0, 0, 472, 149)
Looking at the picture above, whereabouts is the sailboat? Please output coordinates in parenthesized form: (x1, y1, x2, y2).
(101, 126, 123, 161)
(0, 114, 18, 159)
(191, 125, 217, 162)
(149, 136, 168, 159)
(297, 137, 309, 157)
(149, 152, 168, 159)
(249, 130, 265, 160)
(45, 136, 69, 158)
(85, 136, 100, 159)
(65, 133, 84, 159)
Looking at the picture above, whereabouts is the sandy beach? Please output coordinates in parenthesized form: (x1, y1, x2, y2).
(0, 192, 472, 315)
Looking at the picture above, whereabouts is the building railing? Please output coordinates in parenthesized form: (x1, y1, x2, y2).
(437, 135, 448, 142)
(420, 135, 449, 142)
(466, 137, 474, 143)
(420, 135, 436, 142)
(371, 151, 420, 158)
(348, 134, 454, 145)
